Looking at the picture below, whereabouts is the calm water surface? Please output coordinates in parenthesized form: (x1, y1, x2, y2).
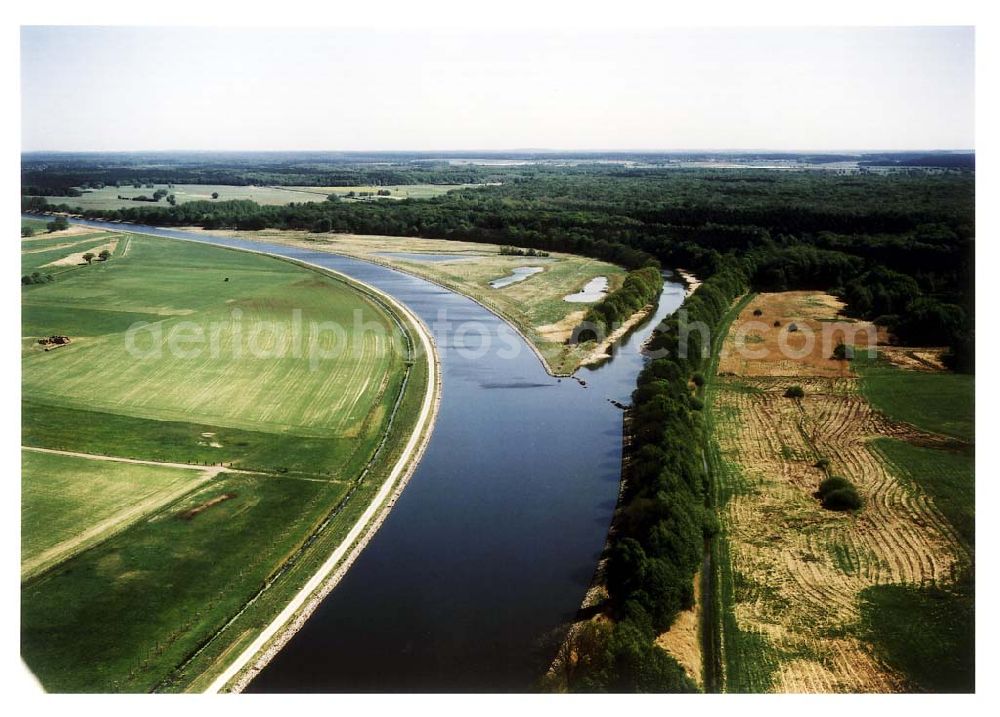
(489, 266, 545, 289)
(49, 217, 686, 692)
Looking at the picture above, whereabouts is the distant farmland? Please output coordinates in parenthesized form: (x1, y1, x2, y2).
(27, 183, 471, 210)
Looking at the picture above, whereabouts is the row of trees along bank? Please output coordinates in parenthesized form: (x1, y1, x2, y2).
(550, 263, 748, 692)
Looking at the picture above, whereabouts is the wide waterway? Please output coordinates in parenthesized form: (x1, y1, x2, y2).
(46, 217, 687, 692)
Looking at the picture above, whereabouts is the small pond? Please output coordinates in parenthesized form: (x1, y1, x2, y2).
(563, 276, 609, 303)
(489, 266, 544, 289)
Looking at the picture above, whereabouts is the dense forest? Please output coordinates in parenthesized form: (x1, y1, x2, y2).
(25, 164, 974, 369)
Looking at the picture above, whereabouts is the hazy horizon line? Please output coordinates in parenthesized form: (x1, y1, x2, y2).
(21, 147, 976, 155)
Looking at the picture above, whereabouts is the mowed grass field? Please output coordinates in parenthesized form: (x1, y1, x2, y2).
(21, 231, 425, 691)
(191, 228, 627, 374)
(30, 183, 468, 210)
(22, 473, 346, 693)
(21, 228, 124, 275)
(21, 450, 207, 579)
(23, 235, 401, 437)
(705, 292, 974, 693)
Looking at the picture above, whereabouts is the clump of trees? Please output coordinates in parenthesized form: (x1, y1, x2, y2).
(499, 245, 549, 257)
(579, 267, 664, 339)
(21, 271, 53, 285)
(816, 476, 863, 511)
(46, 217, 68, 232)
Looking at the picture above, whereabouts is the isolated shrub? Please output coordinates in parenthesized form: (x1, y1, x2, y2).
(832, 342, 853, 360)
(46, 217, 68, 232)
(788, 322, 799, 332)
(822, 487, 863, 511)
(818, 475, 853, 497)
(753, 308, 763, 316)
(784, 385, 805, 399)
(22, 226, 35, 237)
(814, 457, 831, 471)
(773, 320, 781, 327)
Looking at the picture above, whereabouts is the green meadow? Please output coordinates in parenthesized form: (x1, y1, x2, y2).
(21, 231, 426, 691)
(855, 352, 974, 441)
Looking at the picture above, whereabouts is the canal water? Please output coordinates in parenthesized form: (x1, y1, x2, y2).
(48, 218, 686, 692)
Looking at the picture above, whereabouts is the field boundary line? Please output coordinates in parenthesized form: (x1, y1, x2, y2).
(21, 474, 212, 583)
(21, 445, 235, 476)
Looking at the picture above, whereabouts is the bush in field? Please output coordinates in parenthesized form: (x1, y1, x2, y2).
(691, 372, 705, 387)
(82, 252, 95, 264)
(822, 486, 863, 511)
(784, 385, 805, 398)
(46, 217, 68, 232)
(21, 272, 53, 286)
(98, 249, 111, 261)
(832, 342, 853, 360)
(22, 225, 35, 237)
(818, 475, 853, 496)
(753, 308, 763, 316)
(814, 457, 830, 471)
(817, 475, 862, 511)
(211, 192, 219, 199)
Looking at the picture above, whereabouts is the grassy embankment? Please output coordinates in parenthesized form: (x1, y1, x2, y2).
(28, 183, 466, 210)
(190, 228, 627, 374)
(21, 232, 428, 692)
(703, 292, 973, 692)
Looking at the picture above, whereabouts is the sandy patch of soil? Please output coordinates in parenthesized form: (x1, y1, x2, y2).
(880, 347, 949, 372)
(579, 305, 654, 367)
(675, 268, 702, 297)
(656, 572, 703, 688)
(537, 310, 587, 344)
(42, 238, 118, 267)
(717, 292, 885, 379)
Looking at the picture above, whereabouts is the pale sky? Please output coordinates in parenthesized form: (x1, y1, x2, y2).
(20, 26, 974, 152)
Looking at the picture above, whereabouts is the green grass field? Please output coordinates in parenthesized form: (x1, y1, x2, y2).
(208, 229, 627, 373)
(22, 472, 347, 692)
(21, 450, 205, 578)
(23, 234, 401, 437)
(21, 231, 120, 275)
(22, 217, 49, 233)
(853, 353, 974, 691)
(30, 183, 468, 210)
(872, 438, 974, 550)
(21, 230, 427, 691)
(855, 353, 974, 441)
(859, 580, 974, 692)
